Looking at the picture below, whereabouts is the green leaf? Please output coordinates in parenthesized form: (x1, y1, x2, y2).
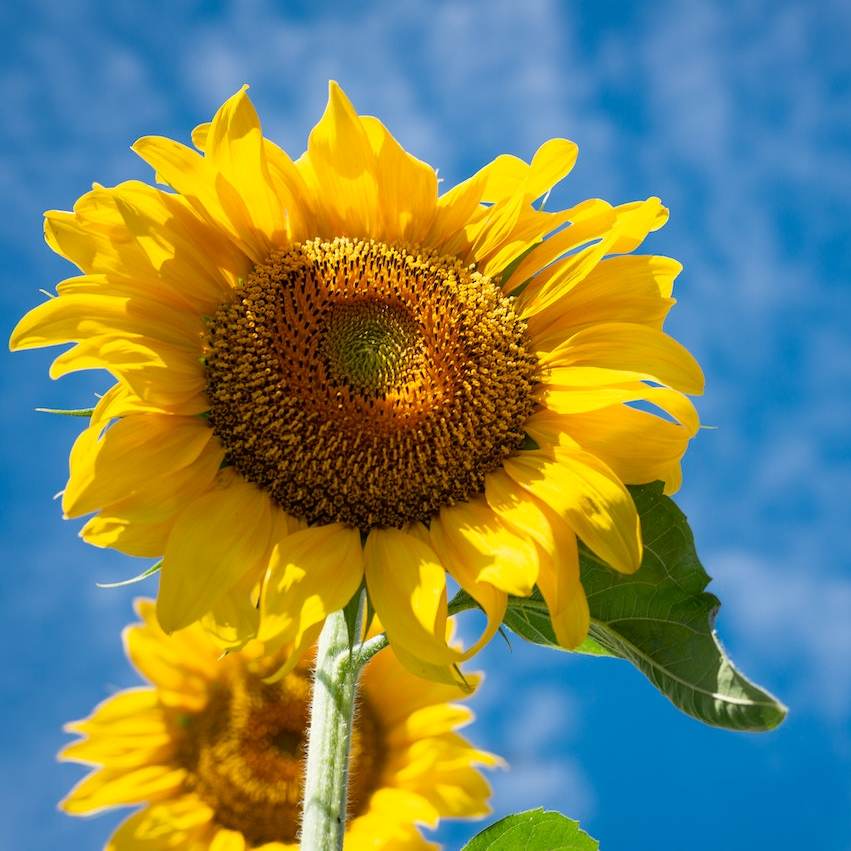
(504, 482, 787, 732)
(35, 407, 94, 418)
(96, 560, 162, 589)
(462, 808, 598, 850)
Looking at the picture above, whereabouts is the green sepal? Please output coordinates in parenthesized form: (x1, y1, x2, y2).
(35, 407, 95, 418)
(96, 560, 162, 589)
(462, 808, 598, 850)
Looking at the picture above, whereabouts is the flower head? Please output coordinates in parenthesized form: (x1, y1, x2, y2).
(11, 82, 703, 681)
(60, 599, 498, 850)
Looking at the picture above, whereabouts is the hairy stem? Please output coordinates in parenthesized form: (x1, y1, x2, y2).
(300, 592, 372, 850)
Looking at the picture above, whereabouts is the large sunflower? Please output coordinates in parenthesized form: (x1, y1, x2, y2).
(60, 599, 498, 849)
(11, 82, 703, 682)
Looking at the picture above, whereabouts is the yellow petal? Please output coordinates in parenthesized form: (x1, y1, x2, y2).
(519, 197, 667, 318)
(361, 642, 480, 725)
(527, 254, 680, 341)
(364, 528, 463, 668)
(191, 122, 210, 151)
(132, 134, 256, 259)
(356, 786, 441, 832)
(63, 414, 215, 518)
(300, 80, 378, 237)
(55, 273, 195, 312)
(209, 828, 247, 851)
(505, 448, 642, 574)
(385, 641, 471, 690)
(81, 437, 223, 557)
(433, 497, 538, 596)
(99, 181, 250, 303)
(200, 578, 261, 652)
(205, 87, 288, 253)
(193, 114, 316, 243)
(535, 523, 590, 648)
(483, 470, 589, 646)
(105, 797, 214, 850)
(59, 728, 173, 770)
(477, 153, 529, 202)
(89, 381, 187, 424)
(157, 469, 274, 633)
(484, 470, 559, 554)
(361, 115, 438, 243)
(525, 138, 579, 200)
(10, 291, 204, 352)
(61, 764, 187, 815)
(501, 198, 615, 288)
(426, 515, 508, 660)
(542, 402, 698, 494)
(465, 138, 578, 271)
(44, 182, 248, 311)
(538, 382, 650, 415)
(544, 322, 705, 395)
(477, 205, 575, 279)
(427, 170, 489, 252)
(387, 704, 475, 746)
(257, 522, 363, 653)
(125, 599, 220, 711)
(50, 334, 207, 412)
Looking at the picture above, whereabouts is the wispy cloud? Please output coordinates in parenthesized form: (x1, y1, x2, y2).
(481, 678, 595, 821)
(711, 550, 851, 720)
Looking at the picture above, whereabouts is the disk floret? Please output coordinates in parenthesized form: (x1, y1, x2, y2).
(178, 666, 382, 845)
(205, 236, 539, 530)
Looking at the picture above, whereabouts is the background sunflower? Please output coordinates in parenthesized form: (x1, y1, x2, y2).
(60, 599, 498, 850)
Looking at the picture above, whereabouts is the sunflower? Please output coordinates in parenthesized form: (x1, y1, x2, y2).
(59, 599, 498, 850)
(11, 82, 703, 682)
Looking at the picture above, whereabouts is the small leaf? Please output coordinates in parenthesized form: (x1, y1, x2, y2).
(36, 407, 94, 418)
(504, 482, 787, 732)
(462, 808, 598, 850)
(96, 560, 162, 589)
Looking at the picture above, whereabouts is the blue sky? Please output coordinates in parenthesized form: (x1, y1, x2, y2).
(1, 0, 850, 848)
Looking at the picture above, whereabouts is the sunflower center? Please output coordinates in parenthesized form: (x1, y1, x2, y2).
(205, 237, 539, 531)
(178, 666, 383, 845)
(322, 300, 421, 393)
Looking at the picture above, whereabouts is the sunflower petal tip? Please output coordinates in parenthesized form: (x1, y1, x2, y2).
(327, 79, 354, 110)
(155, 600, 180, 636)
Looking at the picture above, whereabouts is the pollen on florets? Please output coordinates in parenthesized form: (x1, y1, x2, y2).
(204, 236, 539, 531)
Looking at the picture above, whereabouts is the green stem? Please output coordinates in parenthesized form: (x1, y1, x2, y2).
(300, 591, 380, 850)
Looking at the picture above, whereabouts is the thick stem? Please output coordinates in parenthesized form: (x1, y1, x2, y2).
(300, 594, 365, 851)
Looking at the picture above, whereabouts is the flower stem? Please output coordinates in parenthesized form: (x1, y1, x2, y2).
(300, 591, 369, 850)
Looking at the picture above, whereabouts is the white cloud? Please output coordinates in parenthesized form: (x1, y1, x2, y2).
(176, 0, 619, 189)
(487, 680, 595, 821)
(492, 758, 595, 821)
(711, 550, 851, 719)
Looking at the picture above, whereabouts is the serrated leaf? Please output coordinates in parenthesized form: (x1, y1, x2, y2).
(462, 808, 599, 850)
(504, 482, 787, 732)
